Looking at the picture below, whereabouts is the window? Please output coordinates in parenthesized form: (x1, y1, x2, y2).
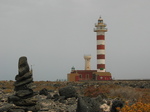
(98, 20, 103, 23)
(79, 74, 82, 78)
(86, 74, 89, 79)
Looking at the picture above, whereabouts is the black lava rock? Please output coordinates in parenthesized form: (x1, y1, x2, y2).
(39, 88, 48, 96)
(8, 109, 25, 112)
(111, 100, 124, 112)
(59, 86, 77, 99)
(76, 96, 100, 112)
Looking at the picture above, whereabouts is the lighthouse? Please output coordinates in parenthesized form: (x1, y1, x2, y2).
(67, 16, 112, 81)
(94, 17, 107, 72)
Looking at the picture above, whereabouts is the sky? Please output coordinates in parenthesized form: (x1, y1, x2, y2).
(0, 0, 150, 81)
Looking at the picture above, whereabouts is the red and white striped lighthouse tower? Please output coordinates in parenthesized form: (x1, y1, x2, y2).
(94, 17, 107, 72)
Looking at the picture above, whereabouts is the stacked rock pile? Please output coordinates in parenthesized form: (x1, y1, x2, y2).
(8, 56, 40, 112)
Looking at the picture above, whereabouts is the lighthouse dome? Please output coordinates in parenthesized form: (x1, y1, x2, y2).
(98, 17, 103, 21)
(98, 17, 103, 23)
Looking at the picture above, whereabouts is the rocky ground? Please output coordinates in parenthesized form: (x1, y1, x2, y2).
(0, 80, 150, 112)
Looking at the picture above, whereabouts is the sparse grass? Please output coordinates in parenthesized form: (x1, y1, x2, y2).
(33, 81, 56, 91)
(33, 81, 66, 92)
(0, 80, 14, 93)
(3, 89, 13, 93)
(0, 80, 14, 88)
(83, 83, 150, 104)
(1, 80, 150, 112)
(84, 85, 112, 97)
(109, 86, 142, 103)
(0, 80, 67, 93)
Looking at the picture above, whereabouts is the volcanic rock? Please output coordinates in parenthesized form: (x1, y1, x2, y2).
(0, 104, 14, 112)
(8, 56, 39, 112)
(39, 88, 48, 96)
(111, 100, 124, 112)
(59, 86, 77, 99)
(76, 96, 100, 112)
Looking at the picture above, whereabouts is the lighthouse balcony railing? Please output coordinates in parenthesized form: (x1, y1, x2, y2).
(95, 23, 107, 27)
(94, 28, 107, 32)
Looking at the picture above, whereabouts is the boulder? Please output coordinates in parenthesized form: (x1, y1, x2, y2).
(76, 96, 100, 112)
(39, 88, 48, 96)
(46, 93, 53, 99)
(111, 100, 124, 112)
(59, 86, 77, 99)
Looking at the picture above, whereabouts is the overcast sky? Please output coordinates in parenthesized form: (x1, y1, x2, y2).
(0, 0, 150, 81)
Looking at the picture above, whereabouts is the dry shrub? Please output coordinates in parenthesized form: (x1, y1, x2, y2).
(0, 81, 14, 93)
(117, 102, 150, 112)
(139, 94, 150, 104)
(84, 85, 111, 97)
(109, 87, 142, 103)
(134, 88, 150, 103)
(3, 89, 13, 93)
(33, 81, 55, 92)
(0, 81, 14, 89)
(33, 81, 65, 92)
(109, 86, 150, 104)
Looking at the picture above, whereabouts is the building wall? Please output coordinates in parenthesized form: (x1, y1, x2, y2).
(77, 70, 96, 81)
(67, 73, 79, 82)
(93, 72, 112, 80)
(68, 71, 112, 81)
(97, 76, 112, 80)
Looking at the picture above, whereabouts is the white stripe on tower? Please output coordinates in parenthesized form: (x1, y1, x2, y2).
(94, 17, 107, 72)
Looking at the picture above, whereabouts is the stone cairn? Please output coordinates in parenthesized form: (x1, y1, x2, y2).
(8, 56, 40, 112)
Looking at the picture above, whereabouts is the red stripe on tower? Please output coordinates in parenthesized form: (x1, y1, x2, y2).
(97, 64, 105, 69)
(97, 45, 105, 49)
(97, 55, 105, 59)
(97, 35, 105, 40)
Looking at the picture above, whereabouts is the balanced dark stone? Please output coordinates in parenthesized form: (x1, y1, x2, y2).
(0, 104, 14, 112)
(15, 89, 33, 98)
(8, 109, 25, 112)
(8, 95, 20, 102)
(8, 56, 40, 112)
